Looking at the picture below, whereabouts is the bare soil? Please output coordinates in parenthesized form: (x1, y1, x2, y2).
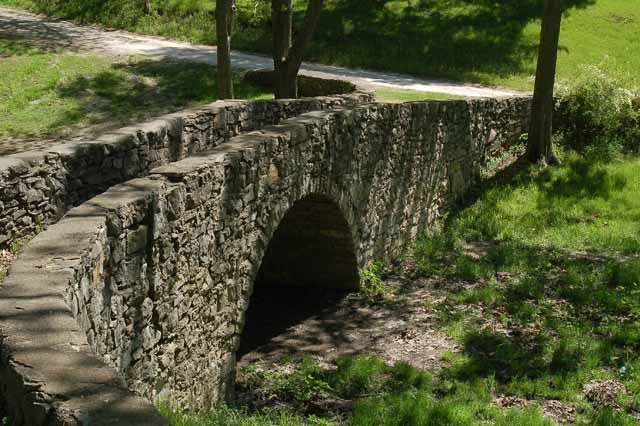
(238, 277, 460, 372)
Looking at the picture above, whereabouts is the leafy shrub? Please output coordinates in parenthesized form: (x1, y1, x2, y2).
(556, 62, 640, 158)
(359, 262, 391, 303)
(279, 359, 332, 402)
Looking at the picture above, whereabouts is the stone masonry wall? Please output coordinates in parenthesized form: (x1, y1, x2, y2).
(0, 194, 169, 425)
(0, 92, 372, 250)
(0, 97, 531, 425)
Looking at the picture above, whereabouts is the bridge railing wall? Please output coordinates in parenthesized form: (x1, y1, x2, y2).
(0, 181, 169, 425)
(0, 92, 373, 251)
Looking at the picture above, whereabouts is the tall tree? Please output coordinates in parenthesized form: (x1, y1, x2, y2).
(216, 0, 236, 99)
(271, 0, 324, 99)
(527, 0, 563, 164)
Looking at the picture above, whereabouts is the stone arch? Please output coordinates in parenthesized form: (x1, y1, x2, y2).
(255, 193, 360, 290)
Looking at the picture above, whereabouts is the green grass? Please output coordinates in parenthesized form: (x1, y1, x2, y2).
(0, 36, 270, 142)
(412, 151, 640, 423)
(158, 404, 332, 426)
(2, 0, 638, 91)
(168, 355, 557, 426)
(375, 88, 464, 102)
(452, 152, 640, 254)
(0, 36, 452, 144)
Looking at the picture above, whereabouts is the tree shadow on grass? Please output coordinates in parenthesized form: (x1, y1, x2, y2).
(449, 329, 550, 383)
(532, 156, 631, 233)
(439, 152, 634, 252)
(49, 59, 269, 138)
(295, 0, 595, 85)
(535, 157, 628, 202)
(418, 153, 639, 387)
(431, 234, 640, 383)
(0, 34, 63, 57)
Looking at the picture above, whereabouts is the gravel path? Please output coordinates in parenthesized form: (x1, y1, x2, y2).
(0, 6, 525, 98)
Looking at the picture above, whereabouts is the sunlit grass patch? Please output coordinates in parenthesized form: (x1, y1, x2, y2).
(375, 88, 464, 103)
(157, 403, 332, 426)
(0, 37, 270, 141)
(184, 355, 557, 426)
(444, 154, 640, 255)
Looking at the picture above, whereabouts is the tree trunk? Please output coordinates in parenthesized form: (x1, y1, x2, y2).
(274, 65, 298, 99)
(271, 0, 324, 99)
(216, 0, 235, 99)
(272, 0, 295, 98)
(144, 0, 152, 14)
(527, 0, 563, 164)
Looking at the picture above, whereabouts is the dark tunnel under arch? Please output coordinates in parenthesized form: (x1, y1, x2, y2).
(255, 193, 360, 290)
(238, 194, 361, 358)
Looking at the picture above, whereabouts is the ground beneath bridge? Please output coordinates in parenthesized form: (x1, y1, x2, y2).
(238, 277, 459, 374)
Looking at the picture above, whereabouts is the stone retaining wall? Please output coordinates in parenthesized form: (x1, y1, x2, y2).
(243, 70, 358, 97)
(0, 92, 372, 250)
(0, 97, 531, 425)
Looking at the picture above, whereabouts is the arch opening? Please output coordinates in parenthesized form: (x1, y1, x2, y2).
(256, 194, 359, 290)
(238, 194, 359, 359)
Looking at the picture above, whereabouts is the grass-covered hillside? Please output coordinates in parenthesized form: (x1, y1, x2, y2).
(1, 0, 638, 91)
(0, 36, 269, 150)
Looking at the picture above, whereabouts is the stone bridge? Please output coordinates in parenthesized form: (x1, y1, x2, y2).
(0, 96, 530, 425)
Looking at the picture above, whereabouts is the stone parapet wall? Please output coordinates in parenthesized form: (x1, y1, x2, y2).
(0, 195, 169, 425)
(466, 96, 531, 157)
(0, 92, 373, 250)
(0, 97, 531, 425)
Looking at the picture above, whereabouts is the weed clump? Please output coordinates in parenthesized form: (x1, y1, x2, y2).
(359, 262, 392, 303)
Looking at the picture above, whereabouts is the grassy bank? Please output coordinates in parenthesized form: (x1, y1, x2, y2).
(0, 34, 459, 149)
(412, 152, 640, 424)
(0, 35, 269, 147)
(1, 0, 638, 91)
